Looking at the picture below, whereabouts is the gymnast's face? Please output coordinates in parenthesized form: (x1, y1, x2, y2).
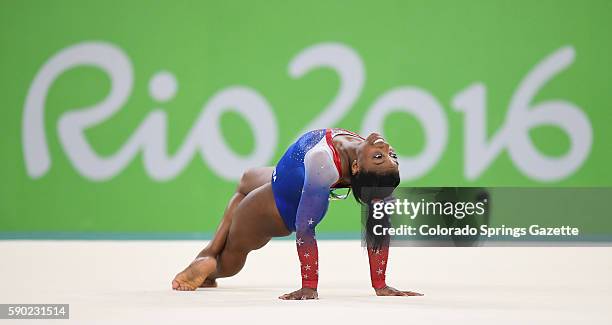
(351, 132, 399, 175)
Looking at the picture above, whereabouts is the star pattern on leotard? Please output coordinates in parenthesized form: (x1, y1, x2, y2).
(368, 246, 389, 289)
(298, 242, 319, 287)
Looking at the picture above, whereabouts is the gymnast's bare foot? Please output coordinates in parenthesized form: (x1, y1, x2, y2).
(172, 256, 217, 291)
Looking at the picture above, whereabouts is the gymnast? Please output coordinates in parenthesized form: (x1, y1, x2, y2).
(172, 128, 423, 299)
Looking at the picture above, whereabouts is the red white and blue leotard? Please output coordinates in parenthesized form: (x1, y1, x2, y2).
(271, 128, 389, 289)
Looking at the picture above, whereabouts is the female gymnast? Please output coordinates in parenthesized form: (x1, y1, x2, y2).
(172, 128, 423, 299)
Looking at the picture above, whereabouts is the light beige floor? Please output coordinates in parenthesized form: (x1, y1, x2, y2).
(1, 240, 611, 324)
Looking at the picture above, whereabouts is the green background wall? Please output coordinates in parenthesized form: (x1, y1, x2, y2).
(1, 0, 611, 236)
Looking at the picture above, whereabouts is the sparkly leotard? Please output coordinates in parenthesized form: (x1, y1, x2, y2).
(271, 128, 389, 289)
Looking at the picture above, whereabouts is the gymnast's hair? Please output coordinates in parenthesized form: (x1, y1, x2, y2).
(350, 169, 400, 250)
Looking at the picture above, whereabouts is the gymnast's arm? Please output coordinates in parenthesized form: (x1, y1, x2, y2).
(278, 149, 338, 300)
(366, 203, 424, 297)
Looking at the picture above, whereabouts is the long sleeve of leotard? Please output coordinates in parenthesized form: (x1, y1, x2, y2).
(294, 149, 339, 289)
(368, 244, 389, 289)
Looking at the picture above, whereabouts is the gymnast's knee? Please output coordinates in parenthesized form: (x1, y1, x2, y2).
(236, 168, 256, 195)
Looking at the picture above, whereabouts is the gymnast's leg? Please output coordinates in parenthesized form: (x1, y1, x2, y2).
(207, 183, 290, 281)
(172, 167, 277, 290)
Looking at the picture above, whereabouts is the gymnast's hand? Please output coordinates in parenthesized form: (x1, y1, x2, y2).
(375, 285, 423, 297)
(279, 287, 318, 300)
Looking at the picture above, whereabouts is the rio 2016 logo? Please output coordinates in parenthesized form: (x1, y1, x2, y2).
(22, 42, 592, 182)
